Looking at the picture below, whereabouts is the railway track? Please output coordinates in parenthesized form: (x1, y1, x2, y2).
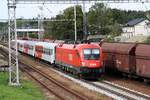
(88, 81, 150, 100)
(101, 80, 150, 99)
(0, 44, 150, 100)
(52, 69, 150, 99)
(30, 56, 150, 100)
(25, 54, 150, 100)
(50, 67, 150, 100)
(20, 62, 90, 100)
(0, 45, 90, 100)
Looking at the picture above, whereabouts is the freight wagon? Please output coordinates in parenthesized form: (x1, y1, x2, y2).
(101, 42, 150, 81)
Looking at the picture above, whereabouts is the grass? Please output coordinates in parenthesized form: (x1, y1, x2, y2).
(0, 72, 45, 100)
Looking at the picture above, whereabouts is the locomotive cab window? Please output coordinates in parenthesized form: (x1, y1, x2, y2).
(83, 49, 100, 60)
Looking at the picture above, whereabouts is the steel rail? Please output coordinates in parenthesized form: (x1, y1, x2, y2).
(20, 64, 66, 100)
(19, 61, 90, 100)
(0, 46, 90, 100)
(102, 80, 150, 100)
(33, 54, 150, 100)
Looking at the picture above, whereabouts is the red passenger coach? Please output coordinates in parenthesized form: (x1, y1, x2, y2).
(24, 42, 29, 54)
(55, 43, 104, 79)
(35, 45, 43, 59)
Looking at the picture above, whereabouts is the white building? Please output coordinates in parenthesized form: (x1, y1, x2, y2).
(122, 18, 150, 38)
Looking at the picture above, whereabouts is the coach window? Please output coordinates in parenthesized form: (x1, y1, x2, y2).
(29, 45, 32, 50)
(47, 49, 49, 55)
(25, 45, 29, 48)
(35, 47, 37, 51)
(31, 46, 33, 50)
(50, 49, 53, 55)
(44, 48, 47, 54)
(48, 49, 50, 55)
(43, 48, 45, 54)
(19, 44, 22, 48)
(24, 44, 27, 48)
(37, 48, 43, 52)
(36, 47, 39, 51)
(43, 48, 49, 55)
(47, 49, 50, 55)
(44, 48, 47, 55)
(41, 48, 43, 53)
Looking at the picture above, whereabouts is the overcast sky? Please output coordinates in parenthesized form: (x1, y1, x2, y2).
(1, 0, 150, 20)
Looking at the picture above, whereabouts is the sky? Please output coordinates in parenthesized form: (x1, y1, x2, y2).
(1, 0, 150, 20)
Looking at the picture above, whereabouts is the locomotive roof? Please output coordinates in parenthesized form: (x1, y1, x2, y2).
(59, 43, 100, 49)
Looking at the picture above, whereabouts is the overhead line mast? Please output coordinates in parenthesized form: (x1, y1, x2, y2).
(8, 0, 20, 86)
(82, 0, 87, 39)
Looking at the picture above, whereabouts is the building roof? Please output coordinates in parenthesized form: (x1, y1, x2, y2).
(124, 18, 145, 27)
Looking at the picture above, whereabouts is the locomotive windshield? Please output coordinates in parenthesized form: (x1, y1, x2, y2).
(83, 49, 100, 60)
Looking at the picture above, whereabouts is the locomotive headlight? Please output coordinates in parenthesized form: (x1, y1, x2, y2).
(82, 62, 85, 66)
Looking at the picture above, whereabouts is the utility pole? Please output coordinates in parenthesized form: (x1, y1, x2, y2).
(8, 0, 20, 86)
(82, 0, 87, 40)
(38, 6, 44, 40)
(74, 4, 77, 41)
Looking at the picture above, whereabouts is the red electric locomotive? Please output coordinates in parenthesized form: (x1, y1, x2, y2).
(55, 43, 104, 79)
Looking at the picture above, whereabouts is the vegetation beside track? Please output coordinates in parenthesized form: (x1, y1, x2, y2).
(0, 72, 44, 100)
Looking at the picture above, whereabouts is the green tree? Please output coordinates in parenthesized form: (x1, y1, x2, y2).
(44, 5, 83, 40)
(29, 33, 38, 38)
(43, 3, 148, 40)
(87, 3, 113, 35)
(110, 21, 122, 36)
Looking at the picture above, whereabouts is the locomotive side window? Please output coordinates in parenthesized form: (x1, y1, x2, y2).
(83, 49, 100, 60)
